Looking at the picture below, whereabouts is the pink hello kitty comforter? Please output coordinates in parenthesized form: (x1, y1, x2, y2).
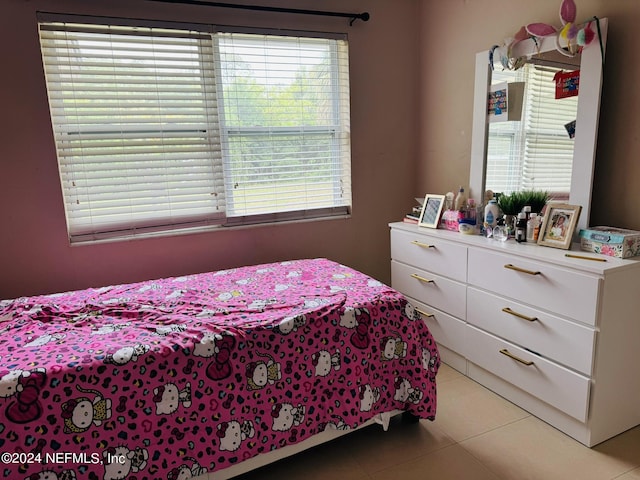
(0, 258, 440, 480)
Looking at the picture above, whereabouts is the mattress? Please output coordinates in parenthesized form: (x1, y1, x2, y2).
(0, 258, 439, 479)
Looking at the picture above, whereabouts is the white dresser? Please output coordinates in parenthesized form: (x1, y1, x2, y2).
(390, 221, 640, 446)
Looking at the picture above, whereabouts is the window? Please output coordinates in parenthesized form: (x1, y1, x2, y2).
(485, 63, 578, 195)
(38, 16, 351, 242)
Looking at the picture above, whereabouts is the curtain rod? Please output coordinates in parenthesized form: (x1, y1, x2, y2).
(144, 0, 370, 25)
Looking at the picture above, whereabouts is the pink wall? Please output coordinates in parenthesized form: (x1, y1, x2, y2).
(0, 0, 421, 298)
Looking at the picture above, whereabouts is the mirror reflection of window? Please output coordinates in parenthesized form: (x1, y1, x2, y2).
(486, 63, 579, 196)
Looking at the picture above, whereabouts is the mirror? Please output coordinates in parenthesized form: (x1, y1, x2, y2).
(469, 18, 608, 232)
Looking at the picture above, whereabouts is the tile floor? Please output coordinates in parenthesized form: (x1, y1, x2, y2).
(232, 363, 640, 480)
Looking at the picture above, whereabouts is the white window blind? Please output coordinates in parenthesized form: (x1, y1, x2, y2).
(217, 33, 351, 222)
(486, 63, 578, 194)
(39, 22, 225, 241)
(38, 17, 351, 242)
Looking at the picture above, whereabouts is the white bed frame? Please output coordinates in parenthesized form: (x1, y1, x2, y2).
(198, 410, 403, 479)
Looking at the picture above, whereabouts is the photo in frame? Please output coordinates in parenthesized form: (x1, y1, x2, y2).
(488, 81, 525, 122)
(537, 203, 582, 249)
(418, 194, 445, 228)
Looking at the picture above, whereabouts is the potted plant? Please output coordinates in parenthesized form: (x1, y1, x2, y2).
(497, 190, 549, 235)
(519, 189, 549, 214)
(497, 190, 549, 215)
(497, 191, 525, 217)
(497, 192, 524, 235)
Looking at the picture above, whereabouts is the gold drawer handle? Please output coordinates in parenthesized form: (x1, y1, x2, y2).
(502, 307, 538, 322)
(499, 348, 534, 366)
(504, 264, 541, 276)
(410, 273, 434, 284)
(411, 240, 436, 249)
(415, 308, 434, 318)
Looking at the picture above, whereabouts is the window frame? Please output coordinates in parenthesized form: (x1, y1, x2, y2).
(38, 14, 352, 243)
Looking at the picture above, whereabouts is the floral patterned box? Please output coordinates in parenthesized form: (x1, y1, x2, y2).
(579, 226, 640, 258)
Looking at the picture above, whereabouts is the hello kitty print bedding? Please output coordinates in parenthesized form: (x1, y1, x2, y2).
(0, 258, 440, 480)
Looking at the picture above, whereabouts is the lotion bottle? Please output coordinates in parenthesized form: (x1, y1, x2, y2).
(484, 199, 499, 228)
(454, 187, 467, 211)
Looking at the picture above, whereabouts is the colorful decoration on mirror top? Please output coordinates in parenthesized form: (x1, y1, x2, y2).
(490, 0, 601, 71)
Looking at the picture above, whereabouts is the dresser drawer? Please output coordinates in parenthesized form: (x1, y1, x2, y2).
(391, 260, 466, 320)
(467, 248, 600, 325)
(407, 296, 467, 356)
(466, 325, 590, 422)
(391, 228, 467, 282)
(467, 287, 595, 375)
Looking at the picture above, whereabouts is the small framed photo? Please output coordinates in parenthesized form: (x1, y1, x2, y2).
(538, 203, 582, 249)
(419, 194, 445, 229)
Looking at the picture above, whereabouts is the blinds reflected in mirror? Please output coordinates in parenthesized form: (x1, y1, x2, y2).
(485, 63, 578, 195)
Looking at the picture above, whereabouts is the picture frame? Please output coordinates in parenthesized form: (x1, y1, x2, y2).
(418, 194, 445, 229)
(537, 203, 582, 249)
(488, 81, 525, 122)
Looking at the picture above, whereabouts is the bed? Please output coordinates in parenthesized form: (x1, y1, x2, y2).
(0, 258, 440, 480)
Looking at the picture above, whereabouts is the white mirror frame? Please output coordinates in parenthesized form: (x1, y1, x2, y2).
(469, 17, 608, 233)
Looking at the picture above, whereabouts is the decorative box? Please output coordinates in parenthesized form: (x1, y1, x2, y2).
(442, 210, 463, 231)
(579, 226, 640, 258)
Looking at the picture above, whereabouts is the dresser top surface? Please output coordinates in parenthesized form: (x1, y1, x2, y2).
(390, 222, 640, 276)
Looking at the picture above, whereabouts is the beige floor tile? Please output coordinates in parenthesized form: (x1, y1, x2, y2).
(616, 467, 640, 479)
(594, 424, 640, 470)
(433, 374, 529, 442)
(370, 444, 501, 480)
(436, 362, 464, 383)
(222, 362, 640, 480)
(345, 414, 455, 474)
(460, 416, 639, 480)
(232, 437, 369, 480)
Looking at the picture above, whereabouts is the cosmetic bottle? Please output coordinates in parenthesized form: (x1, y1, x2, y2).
(526, 213, 538, 242)
(493, 217, 508, 242)
(444, 192, 455, 211)
(515, 212, 527, 243)
(484, 199, 499, 228)
(533, 215, 541, 241)
(454, 187, 467, 212)
(466, 198, 477, 223)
